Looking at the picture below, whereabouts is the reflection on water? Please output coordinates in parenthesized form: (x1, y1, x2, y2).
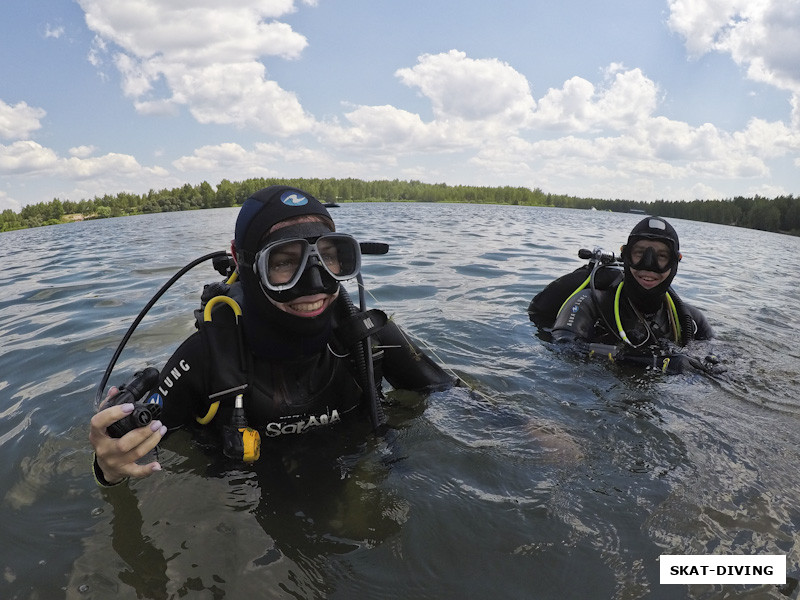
(1, 205, 800, 599)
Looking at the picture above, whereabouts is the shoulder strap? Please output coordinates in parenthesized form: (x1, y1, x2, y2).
(333, 308, 388, 348)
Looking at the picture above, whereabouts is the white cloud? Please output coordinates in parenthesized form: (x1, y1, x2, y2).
(168, 62, 310, 134)
(531, 66, 658, 132)
(7, 7, 798, 212)
(0, 140, 166, 182)
(69, 145, 97, 158)
(298, 47, 800, 202)
(321, 53, 664, 161)
(468, 136, 535, 178)
(667, 0, 800, 125)
(172, 141, 375, 182)
(734, 117, 800, 157)
(133, 98, 180, 117)
(0, 100, 46, 140)
(172, 142, 253, 172)
(78, 0, 315, 135)
(88, 35, 107, 68)
(322, 105, 448, 153)
(63, 153, 147, 178)
(0, 141, 60, 173)
(0, 189, 20, 212)
(44, 24, 65, 39)
(396, 50, 536, 127)
(666, 0, 753, 57)
(319, 50, 538, 153)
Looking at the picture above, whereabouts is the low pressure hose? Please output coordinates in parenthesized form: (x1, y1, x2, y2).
(666, 288, 695, 345)
(95, 250, 229, 408)
(339, 285, 384, 430)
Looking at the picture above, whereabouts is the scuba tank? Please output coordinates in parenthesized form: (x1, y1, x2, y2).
(528, 247, 623, 330)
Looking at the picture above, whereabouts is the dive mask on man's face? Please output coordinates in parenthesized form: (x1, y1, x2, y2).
(625, 242, 675, 274)
(253, 233, 361, 302)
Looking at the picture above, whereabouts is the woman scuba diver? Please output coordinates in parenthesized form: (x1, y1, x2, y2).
(90, 185, 455, 486)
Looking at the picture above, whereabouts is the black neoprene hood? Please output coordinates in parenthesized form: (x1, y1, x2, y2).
(234, 185, 333, 261)
(626, 216, 680, 255)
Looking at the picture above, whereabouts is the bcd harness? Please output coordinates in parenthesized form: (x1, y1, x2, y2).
(193, 275, 388, 461)
(95, 246, 393, 465)
(532, 251, 695, 347)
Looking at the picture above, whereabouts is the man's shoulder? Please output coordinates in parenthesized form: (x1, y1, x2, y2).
(569, 286, 615, 308)
(682, 301, 714, 340)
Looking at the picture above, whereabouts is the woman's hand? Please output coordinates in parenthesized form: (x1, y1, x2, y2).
(89, 387, 166, 485)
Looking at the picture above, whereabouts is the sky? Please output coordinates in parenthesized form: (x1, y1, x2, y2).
(1, 0, 799, 212)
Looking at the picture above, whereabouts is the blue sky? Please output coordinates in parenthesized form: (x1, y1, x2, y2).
(1, 0, 799, 211)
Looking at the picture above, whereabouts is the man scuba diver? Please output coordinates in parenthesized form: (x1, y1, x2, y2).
(546, 216, 716, 373)
(90, 185, 455, 486)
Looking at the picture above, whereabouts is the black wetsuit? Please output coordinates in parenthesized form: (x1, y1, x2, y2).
(551, 286, 713, 347)
(148, 294, 454, 437)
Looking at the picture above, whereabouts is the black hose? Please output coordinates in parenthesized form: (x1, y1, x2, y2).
(590, 262, 624, 344)
(95, 250, 228, 407)
(667, 287, 695, 345)
(339, 283, 384, 430)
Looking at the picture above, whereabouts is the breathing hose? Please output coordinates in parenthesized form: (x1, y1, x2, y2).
(339, 283, 384, 430)
(94, 250, 229, 408)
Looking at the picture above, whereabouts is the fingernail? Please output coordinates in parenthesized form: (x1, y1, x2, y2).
(149, 420, 162, 432)
(121, 403, 135, 413)
(152, 463, 162, 472)
(159, 425, 167, 436)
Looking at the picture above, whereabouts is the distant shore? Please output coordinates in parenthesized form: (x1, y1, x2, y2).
(2, 176, 798, 237)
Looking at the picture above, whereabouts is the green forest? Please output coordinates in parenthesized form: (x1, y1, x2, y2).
(2, 176, 798, 236)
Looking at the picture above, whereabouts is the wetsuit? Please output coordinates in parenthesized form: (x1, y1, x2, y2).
(550, 284, 715, 373)
(149, 288, 454, 437)
(551, 285, 713, 346)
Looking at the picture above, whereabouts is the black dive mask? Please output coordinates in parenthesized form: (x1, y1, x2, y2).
(252, 222, 361, 303)
(626, 245, 673, 274)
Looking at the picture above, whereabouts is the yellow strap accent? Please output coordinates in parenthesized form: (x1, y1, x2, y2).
(196, 401, 220, 425)
(197, 294, 243, 424)
(226, 271, 238, 285)
(240, 427, 261, 462)
(556, 276, 591, 319)
(203, 295, 242, 322)
(614, 282, 631, 345)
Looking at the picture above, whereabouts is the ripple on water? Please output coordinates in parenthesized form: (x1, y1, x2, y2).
(4, 206, 800, 599)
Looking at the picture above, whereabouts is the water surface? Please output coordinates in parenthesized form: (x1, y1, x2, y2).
(1, 204, 799, 599)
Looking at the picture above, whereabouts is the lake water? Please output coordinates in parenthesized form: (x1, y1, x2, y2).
(1, 203, 799, 599)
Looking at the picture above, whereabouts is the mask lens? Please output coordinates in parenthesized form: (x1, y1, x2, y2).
(254, 234, 361, 292)
(316, 234, 360, 280)
(265, 240, 307, 286)
(629, 244, 671, 272)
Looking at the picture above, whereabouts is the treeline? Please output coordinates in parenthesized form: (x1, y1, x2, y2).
(547, 194, 800, 235)
(1, 177, 798, 236)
